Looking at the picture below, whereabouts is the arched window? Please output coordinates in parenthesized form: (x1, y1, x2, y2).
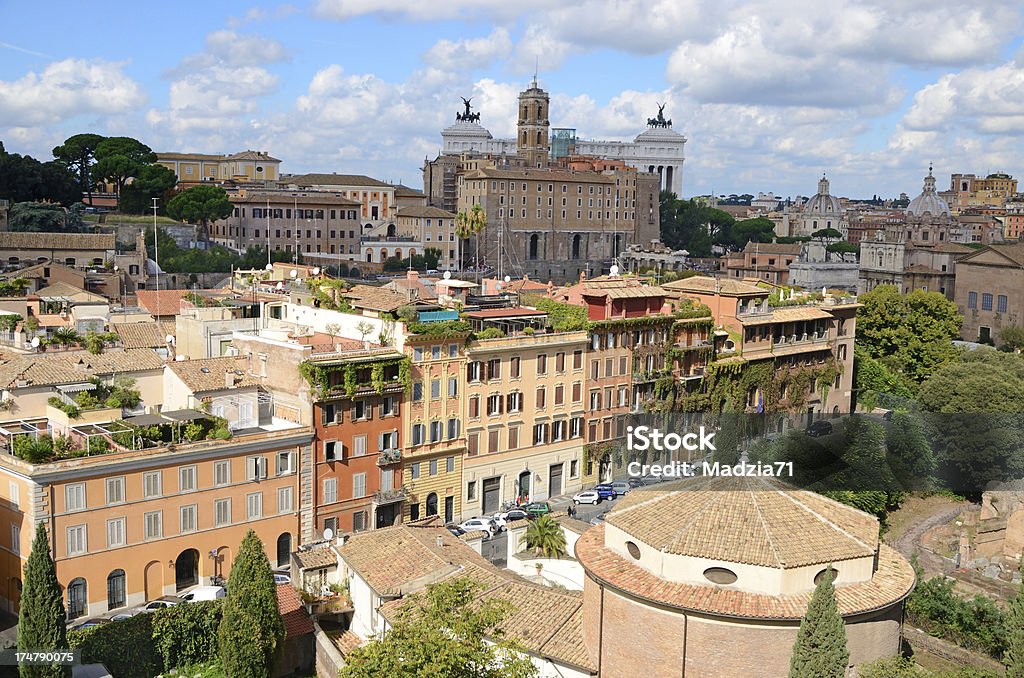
(107, 570, 125, 611)
(529, 234, 539, 260)
(426, 492, 438, 517)
(571, 234, 581, 260)
(67, 577, 87, 619)
(276, 533, 292, 568)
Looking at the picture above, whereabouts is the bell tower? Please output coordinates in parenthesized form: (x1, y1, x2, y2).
(517, 75, 550, 167)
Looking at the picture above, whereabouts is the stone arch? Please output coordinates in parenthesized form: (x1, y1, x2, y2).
(175, 548, 199, 591)
(144, 560, 163, 600)
(426, 492, 439, 517)
(572, 234, 582, 259)
(276, 533, 292, 569)
(529, 234, 540, 260)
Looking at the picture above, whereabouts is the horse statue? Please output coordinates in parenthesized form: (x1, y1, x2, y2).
(457, 96, 476, 121)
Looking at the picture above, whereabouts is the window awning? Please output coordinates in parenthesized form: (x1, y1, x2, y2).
(57, 383, 96, 393)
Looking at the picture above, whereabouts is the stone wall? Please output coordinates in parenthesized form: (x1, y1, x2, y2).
(313, 621, 346, 678)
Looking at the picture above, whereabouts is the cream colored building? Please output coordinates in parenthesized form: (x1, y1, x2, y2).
(462, 329, 588, 517)
(156, 151, 281, 188)
(395, 206, 459, 270)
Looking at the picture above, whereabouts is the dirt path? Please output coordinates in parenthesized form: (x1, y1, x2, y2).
(886, 495, 974, 577)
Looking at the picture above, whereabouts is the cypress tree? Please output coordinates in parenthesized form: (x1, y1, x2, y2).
(218, 530, 284, 678)
(789, 567, 849, 678)
(1006, 564, 1024, 677)
(17, 524, 69, 678)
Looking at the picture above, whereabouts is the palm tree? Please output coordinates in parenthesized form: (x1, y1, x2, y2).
(520, 514, 567, 558)
(455, 205, 487, 280)
(455, 209, 471, 272)
(51, 326, 81, 347)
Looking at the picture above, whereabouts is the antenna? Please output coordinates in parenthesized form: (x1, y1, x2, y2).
(533, 56, 539, 87)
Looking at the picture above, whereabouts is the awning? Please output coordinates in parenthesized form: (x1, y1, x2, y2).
(160, 409, 208, 422)
(122, 413, 168, 426)
(58, 383, 97, 393)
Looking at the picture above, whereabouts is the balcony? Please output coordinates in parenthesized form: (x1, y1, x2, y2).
(377, 448, 401, 466)
(373, 487, 408, 505)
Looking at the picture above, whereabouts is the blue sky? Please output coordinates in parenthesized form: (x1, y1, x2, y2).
(2, 1, 1023, 199)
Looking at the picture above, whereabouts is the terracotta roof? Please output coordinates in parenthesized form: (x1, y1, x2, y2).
(276, 584, 314, 638)
(742, 242, 801, 254)
(224, 150, 281, 162)
(581, 282, 666, 300)
(662, 276, 765, 296)
(0, 349, 165, 388)
(739, 306, 835, 326)
(464, 167, 614, 184)
(36, 281, 106, 303)
(343, 285, 409, 313)
(464, 308, 547, 319)
(333, 630, 363, 657)
(231, 191, 359, 206)
(112, 322, 171, 349)
(136, 289, 191, 317)
(157, 152, 222, 161)
(918, 242, 974, 254)
(397, 206, 454, 219)
(577, 524, 913, 620)
(295, 544, 338, 570)
(904, 264, 943, 275)
(283, 173, 392, 188)
(167, 356, 258, 393)
(0, 232, 115, 252)
(506, 278, 550, 294)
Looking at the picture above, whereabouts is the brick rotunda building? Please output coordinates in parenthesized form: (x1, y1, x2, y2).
(574, 477, 915, 677)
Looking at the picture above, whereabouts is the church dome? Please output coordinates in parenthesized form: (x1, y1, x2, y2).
(803, 175, 842, 216)
(907, 167, 951, 217)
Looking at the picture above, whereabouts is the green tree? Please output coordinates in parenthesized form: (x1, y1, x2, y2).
(92, 137, 156, 200)
(825, 241, 859, 256)
(999, 326, 1024, 353)
(788, 567, 848, 678)
(456, 204, 487, 279)
(857, 655, 929, 678)
(18, 523, 70, 678)
(725, 216, 776, 249)
(856, 285, 962, 384)
(166, 185, 233, 245)
(1006, 565, 1024, 677)
(119, 164, 178, 214)
(8, 202, 84, 233)
(218, 530, 284, 678)
(0, 143, 80, 206)
(885, 411, 935, 490)
(339, 577, 537, 678)
(52, 133, 105, 203)
(811, 227, 844, 241)
(519, 514, 567, 558)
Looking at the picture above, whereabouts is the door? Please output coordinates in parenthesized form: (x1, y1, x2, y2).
(67, 578, 87, 619)
(145, 561, 163, 601)
(376, 504, 397, 529)
(175, 549, 199, 591)
(549, 463, 563, 498)
(276, 533, 291, 568)
(482, 478, 501, 515)
(444, 496, 454, 524)
(107, 570, 126, 611)
(980, 326, 992, 344)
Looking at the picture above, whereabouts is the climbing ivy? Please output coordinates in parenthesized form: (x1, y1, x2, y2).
(298, 357, 412, 398)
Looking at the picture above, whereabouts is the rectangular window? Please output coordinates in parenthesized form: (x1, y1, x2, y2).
(106, 518, 125, 548)
(270, 487, 293, 517)
(510, 357, 521, 379)
(215, 498, 231, 526)
(246, 492, 263, 519)
(469, 395, 480, 418)
(449, 344, 459, 358)
(381, 396, 397, 416)
(276, 451, 295, 475)
(573, 350, 583, 370)
(536, 387, 546, 409)
(353, 473, 366, 499)
(998, 295, 1008, 313)
(487, 394, 502, 416)
(429, 459, 438, 476)
(105, 477, 125, 505)
(179, 465, 197, 493)
(431, 379, 441, 399)
(468, 361, 482, 382)
(180, 505, 197, 534)
(411, 462, 421, 479)
(247, 456, 268, 481)
(552, 420, 566, 442)
(982, 293, 994, 311)
(8, 481, 17, 506)
(968, 291, 978, 309)
(555, 352, 565, 373)
(591, 360, 600, 380)
(488, 429, 500, 452)
(430, 420, 443, 442)
(65, 483, 85, 512)
(447, 417, 460, 439)
(323, 478, 338, 504)
(605, 358, 614, 376)
(537, 354, 547, 375)
(468, 432, 480, 455)
(487, 358, 501, 380)
(414, 347, 423, 362)
(411, 424, 424, 446)
(432, 345, 441, 360)
(144, 511, 162, 540)
(570, 460, 579, 479)
(10, 524, 19, 555)
(413, 382, 423, 401)
(508, 426, 519, 450)
(448, 377, 458, 397)
(214, 461, 230, 486)
(467, 481, 476, 500)
(353, 511, 367, 532)
(572, 382, 582, 403)
(67, 525, 87, 556)
(143, 471, 162, 498)
(533, 423, 548, 445)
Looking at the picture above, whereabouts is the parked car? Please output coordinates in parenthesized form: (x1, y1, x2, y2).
(459, 517, 499, 535)
(138, 596, 182, 613)
(610, 480, 632, 497)
(573, 490, 601, 505)
(627, 477, 645, 489)
(70, 617, 110, 630)
(593, 484, 617, 500)
(522, 502, 551, 517)
(497, 508, 529, 523)
(180, 585, 226, 602)
(640, 475, 664, 486)
(590, 513, 607, 526)
(806, 420, 833, 437)
(108, 612, 136, 622)
(447, 525, 467, 537)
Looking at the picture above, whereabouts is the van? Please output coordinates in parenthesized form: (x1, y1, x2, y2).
(180, 585, 226, 602)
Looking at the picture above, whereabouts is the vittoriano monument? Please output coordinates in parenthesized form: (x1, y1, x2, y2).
(456, 96, 481, 123)
(647, 103, 672, 128)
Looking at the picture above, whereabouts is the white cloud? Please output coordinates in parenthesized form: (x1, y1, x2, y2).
(423, 28, 512, 71)
(313, 0, 546, 22)
(0, 59, 145, 127)
(903, 61, 1024, 135)
(205, 30, 289, 66)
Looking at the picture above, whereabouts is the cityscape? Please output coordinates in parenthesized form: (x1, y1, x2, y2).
(1, 3, 1024, 678)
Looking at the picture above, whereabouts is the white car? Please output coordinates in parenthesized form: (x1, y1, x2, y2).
(180, 585, 226, 602)
(497, 508, 529, 523)
(273, 573, 291, 585)
(573, 490, 601, 505)
(459, 517, 498, 535)
(138, 596, 182, 613)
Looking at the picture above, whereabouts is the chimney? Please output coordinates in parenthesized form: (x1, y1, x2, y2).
(225, 370, 234, 388)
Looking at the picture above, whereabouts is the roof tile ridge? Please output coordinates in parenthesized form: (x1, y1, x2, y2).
(748, 477, 784, 568)
(775, 489, 877, 554)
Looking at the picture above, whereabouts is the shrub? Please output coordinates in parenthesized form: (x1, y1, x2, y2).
(152, 600, 224, 670)
(70, 613, 160, 678)
(474, 327, 505, 340)
(907, 575, 1007, 658)
(13, 435, 53, 463)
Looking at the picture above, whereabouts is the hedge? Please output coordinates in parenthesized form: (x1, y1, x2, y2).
(152, 600, 224, 670)
(69, 613, 160, 678)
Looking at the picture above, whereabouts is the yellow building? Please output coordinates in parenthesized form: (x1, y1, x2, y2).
(156, 151, 282, 188)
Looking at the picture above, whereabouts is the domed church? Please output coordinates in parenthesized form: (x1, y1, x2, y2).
(574, 477, 915, 677)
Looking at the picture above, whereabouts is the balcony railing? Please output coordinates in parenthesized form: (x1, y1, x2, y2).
(377, 448, 401, 466)
(373, 487, 408, 504)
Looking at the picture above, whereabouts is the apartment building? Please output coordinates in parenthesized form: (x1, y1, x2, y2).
(394, 206, 459, 270)
(156, 150, 281, 188)
(723, 242, 801, 285)
(953, 243, 1024, 343)
(462, 327, 588, 517)
(0, 412, 311, 617)
(279, 174, 398, 228)
(401, 330, 468, 524)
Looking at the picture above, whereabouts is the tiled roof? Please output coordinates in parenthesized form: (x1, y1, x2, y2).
(343, 285, 409, 313)
(167, 356, 258, 394)
(739, 306, 834, 326)
(283, 173, 392, 188)
(606, 478, 878, 568)
(577, 525, 914, 621)
(0, 349, 165, 388)
(294, 543, 338, 570)
(333, 630, 363, 657)
(112, 322, 171, 349)
(231, 191, 359, 206)
(969, 242, 1024, 267)
(662, 276, 765, 296)
(506, 278, 550, 294)
(136, 289, 191, 317)
(36, 281, 106, 303)
(225, 150, 281, 162)
(397, 206, 454, 219)
(0, 232, 115, 251)
(581, 282, 665, 299)
(276, 584, 314, 638)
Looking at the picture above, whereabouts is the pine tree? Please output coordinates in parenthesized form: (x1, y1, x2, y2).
(1006, 564, 1024, 678)
(17, 524, 69, 678)
(218, 530, 284, 678)
(789, 567, 849, 678)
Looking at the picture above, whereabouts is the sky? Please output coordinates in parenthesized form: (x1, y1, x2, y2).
(1, 0, 1023, 200)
